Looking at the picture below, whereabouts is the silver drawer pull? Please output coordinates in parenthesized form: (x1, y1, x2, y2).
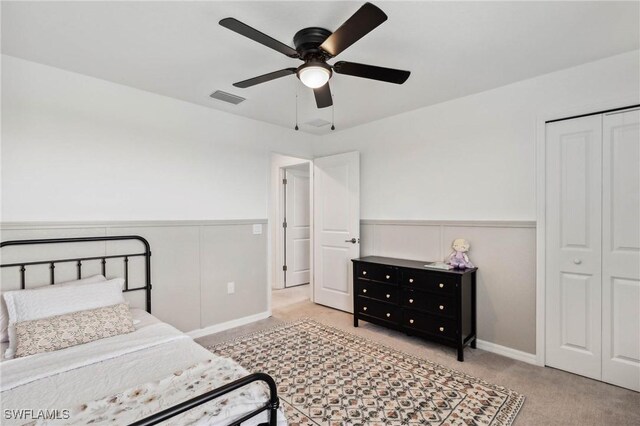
(439, 326, 444, 332)
(409, 319, 414, 324)
(409, 278, 414, 283)
(386, 313, 391, 318)
(386, 294, 391, 299)
(362, 271, 367, 275)
(439, 305, 444, 310)
(363, 307, 367, 311)
(386, 275, 390, 279)
(362, 289, 367, 293)
(409, 299, 414, 304)
(439, 283, 444, 288)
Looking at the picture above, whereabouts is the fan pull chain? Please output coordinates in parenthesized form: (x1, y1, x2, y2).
(331, 95, 336, 131)
(294, 84, 299, 131)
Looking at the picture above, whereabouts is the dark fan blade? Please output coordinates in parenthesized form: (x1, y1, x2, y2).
(233, 68, 297, 88)
(220, 18, 299, 58)
(313, 83, 333, 108)
(319, 3, 387, 57)
(333, 61, 410, 84)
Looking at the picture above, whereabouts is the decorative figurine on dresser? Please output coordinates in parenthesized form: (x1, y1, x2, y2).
(352, 255, 477, 361)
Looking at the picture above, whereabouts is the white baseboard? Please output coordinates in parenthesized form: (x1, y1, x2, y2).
(475, 339, 538, 365)
(187, 311, 271, 339)
(186, 313, 538, 366)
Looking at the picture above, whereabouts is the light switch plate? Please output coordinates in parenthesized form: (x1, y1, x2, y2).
(227, 282, 235, 294)
(252, 224, 262, 235)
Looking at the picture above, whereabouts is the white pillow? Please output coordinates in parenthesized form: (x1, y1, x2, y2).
(0, 275, 106, 343)
(3, 278, 124, 359)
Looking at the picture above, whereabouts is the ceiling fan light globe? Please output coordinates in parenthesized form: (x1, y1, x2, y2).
(298, 66, 331, 89)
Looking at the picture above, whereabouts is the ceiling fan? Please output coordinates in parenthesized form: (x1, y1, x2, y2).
(219, 2, 410, 109)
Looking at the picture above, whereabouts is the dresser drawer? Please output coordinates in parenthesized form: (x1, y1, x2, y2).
(403, 310, 457, 340)
(356, 297, 401, 323)
(355, 262, 398, 284)
(402, 289, 456, 318)
(356, 279, 399, 304)
(401, 269, 457, 295)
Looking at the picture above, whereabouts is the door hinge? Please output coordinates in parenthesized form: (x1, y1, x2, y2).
(282, 265, 287, 271)
(282, 221, 287, 228)
(282, 178, 287, 185)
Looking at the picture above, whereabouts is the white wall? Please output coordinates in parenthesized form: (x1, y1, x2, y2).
(0, 55, 314, 334)
(3, 50, 639, 353)
(1, 55, 314, 221)
(312, 50, 639, 356)
(313, 50, 640, 221)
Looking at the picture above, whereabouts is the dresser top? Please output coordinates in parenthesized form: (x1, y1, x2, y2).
(352, 256, 477, 275)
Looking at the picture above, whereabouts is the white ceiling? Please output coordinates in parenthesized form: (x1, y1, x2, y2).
(2, 1, 638, 134)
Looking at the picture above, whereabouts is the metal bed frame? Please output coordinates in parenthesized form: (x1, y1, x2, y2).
(0, 235, 279, 426)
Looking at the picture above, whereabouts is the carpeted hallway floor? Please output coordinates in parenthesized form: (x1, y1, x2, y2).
(196, 298, 640, 426)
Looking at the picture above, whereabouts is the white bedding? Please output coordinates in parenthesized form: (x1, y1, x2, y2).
(0, 309, 285, 426)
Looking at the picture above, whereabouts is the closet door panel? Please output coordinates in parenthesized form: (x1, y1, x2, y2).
(545, 115, 602, 380)
(602, 109, 640, 391)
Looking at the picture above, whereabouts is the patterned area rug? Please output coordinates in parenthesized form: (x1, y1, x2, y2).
(208, 319, 524, 426)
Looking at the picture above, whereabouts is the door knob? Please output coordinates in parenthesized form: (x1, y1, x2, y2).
(573, 258, 582, 265)
(345, 238, 358, 244)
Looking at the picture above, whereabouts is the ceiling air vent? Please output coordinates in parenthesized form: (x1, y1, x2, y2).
(209, 90, 246, 105)
(306, 118, 331, 128)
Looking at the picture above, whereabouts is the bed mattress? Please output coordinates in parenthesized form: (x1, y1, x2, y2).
(0, 309, 285, 425)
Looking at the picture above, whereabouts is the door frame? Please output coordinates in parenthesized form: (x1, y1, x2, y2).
(268, 153, 314, 311)
(535, 96, 639, 367)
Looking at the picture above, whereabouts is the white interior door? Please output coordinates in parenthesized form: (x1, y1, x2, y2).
(602, 109, 640, 391)
(285, 167, 310, 287)
(545, 115, 603, 380)
(313, 151, 360, 312)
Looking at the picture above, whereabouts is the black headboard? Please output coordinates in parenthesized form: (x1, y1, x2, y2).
(0, 236, 152, 313)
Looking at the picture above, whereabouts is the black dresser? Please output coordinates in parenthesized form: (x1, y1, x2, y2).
(352, 256, 477, 361)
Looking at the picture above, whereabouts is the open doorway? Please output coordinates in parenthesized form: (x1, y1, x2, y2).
(269, 154, 312, 311)
(268, 151, 360, 313)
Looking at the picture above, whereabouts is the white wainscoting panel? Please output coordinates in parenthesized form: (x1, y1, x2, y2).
(360, 220, 536, 356)
(1, 220, 268, 333)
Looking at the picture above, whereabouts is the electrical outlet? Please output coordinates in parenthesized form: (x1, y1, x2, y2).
(227, 282, 235, 294)
(252, 224, 262, 235)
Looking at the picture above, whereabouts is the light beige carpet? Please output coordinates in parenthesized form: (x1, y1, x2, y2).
(208, 319, 524, 425)
(195, 299, 640, 425)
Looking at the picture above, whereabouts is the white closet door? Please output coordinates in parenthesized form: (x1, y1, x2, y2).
(545, 115, 603, 380)
(285, 168, 311, 287)
(602, 109, 640, 391)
